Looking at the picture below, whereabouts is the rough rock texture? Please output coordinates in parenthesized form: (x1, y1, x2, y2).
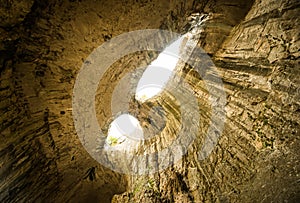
(0, 0, 299, 202)
(0, 0, 196, 202)
(113, 0, 300, 202)
(0, 0, 34, 28)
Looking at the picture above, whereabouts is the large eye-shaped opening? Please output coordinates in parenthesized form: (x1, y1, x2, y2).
(106, 35, 187, 147)
(135, 35, 185, 102)
(106, 113, 143, 147)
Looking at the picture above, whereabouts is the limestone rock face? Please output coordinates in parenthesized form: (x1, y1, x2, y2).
(0, 0, 34, 28)
(0, 0, 299, 202)
(113, 0, 300, 202)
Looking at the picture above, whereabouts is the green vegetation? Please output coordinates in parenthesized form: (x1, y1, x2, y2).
(107, 136, 119, 146)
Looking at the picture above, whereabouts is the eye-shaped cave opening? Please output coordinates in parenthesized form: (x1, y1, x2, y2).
(2, 0, 300, 202)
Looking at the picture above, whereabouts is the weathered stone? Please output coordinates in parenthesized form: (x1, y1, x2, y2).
(0, 0, 299, 202)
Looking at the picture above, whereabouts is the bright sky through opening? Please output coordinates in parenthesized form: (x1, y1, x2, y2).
(135, 35, 185, 102)
(106, 36, 186, 147)
(106, 114, 143, 146)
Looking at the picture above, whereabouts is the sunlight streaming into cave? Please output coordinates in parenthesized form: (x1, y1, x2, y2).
(106, 36, 187, 147)
(135, 35, 185, 102)
(106, 114, 143, 147)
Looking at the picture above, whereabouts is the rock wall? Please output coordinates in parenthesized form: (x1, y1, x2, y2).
(214, 0, 300, 201)
(0, 0, 299, 202)
(113, 0, 300, 202)
(0, 0, 195, 202)
(0, 1, 59, 201)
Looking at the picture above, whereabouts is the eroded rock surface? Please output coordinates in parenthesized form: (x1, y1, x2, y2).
(0, 0, 299, 202)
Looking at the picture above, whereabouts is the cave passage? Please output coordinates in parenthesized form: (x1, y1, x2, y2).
(0, 0, 299, 202)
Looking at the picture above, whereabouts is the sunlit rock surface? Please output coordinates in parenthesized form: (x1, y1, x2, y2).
(0, 0, 299, 202)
